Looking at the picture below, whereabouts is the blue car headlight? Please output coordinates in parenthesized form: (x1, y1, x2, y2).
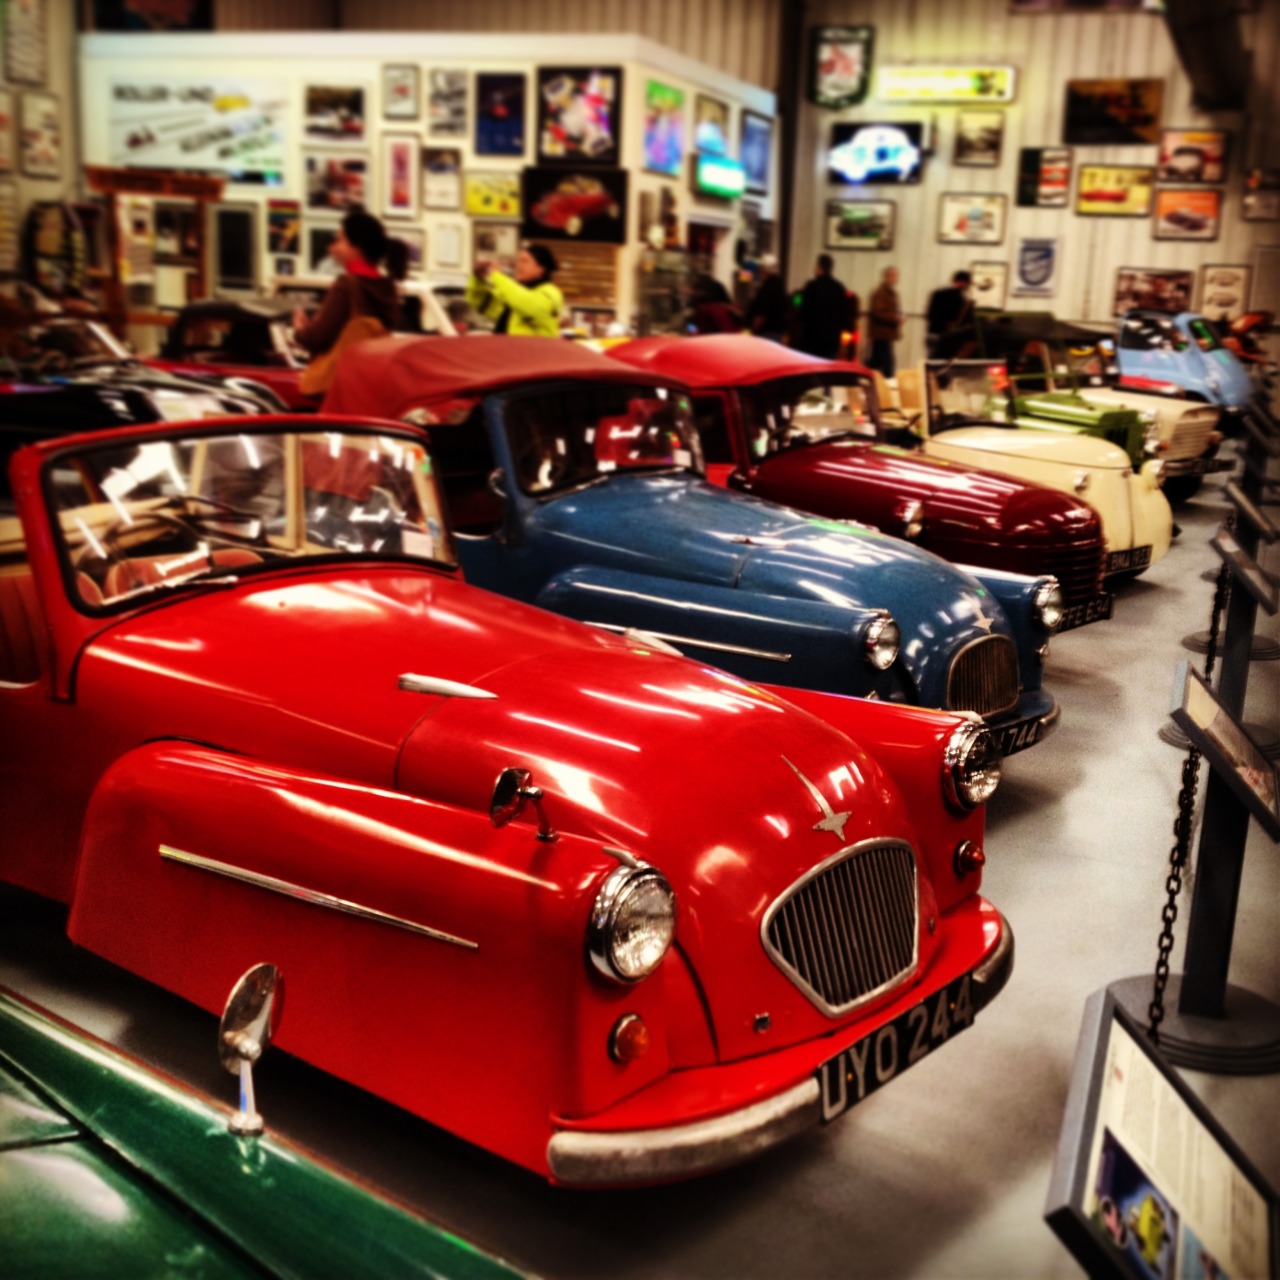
(864, 613, 900, 670)
(1033, 578, 1064, 631)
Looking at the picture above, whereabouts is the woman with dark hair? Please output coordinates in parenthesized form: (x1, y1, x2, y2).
(292, 210, 402, 363)
(467, 243, 563, 337)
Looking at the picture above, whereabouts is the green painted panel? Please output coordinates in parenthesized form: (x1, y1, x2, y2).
(0, 1063, 80, 1150)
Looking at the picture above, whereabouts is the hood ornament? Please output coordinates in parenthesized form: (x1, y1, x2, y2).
(970, 600, 996, 634)
(782, 756, 851, 842)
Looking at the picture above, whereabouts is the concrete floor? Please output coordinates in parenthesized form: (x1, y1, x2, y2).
(2, 457, 1277, 1279)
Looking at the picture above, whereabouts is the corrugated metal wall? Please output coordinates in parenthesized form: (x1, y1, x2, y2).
(215, 0, 784, 90)
(790, 0, 1280, 367)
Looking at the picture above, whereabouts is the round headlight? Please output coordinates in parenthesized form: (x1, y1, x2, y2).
(864, 614, 900, 671)
(588, 865, 675, 983)
(1033, 578, 1064, 631)
(943, 722, 1002, 810)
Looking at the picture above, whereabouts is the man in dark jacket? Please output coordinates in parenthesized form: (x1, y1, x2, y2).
(926, 270, 973, 355)
(746, 254, 789, 343)
(795, 254, 853, 359)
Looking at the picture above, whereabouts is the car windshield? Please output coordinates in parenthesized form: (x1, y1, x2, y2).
(923, 360, 1014, 427)
(48, 426, 455, 608)
(503, 383, 702, 496)
(0, 320, 130, 372)
(738, 376, 876, 459)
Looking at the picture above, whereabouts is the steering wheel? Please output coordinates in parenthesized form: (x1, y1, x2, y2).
(74, 510, 194, 576)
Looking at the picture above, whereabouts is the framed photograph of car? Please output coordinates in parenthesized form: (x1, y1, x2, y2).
(1063, 78, 1163, 145)
(463, 171, 520, 219)
(521, 166, 628, 243)
(1154, 188, 1220, 241)
(381, 64, 419, 120)
(381, 133, 421, 220)
(741, 111, 772, 193)
(809, 24, 875, 108)
(19, 89, 58, 179)
(426, 68, 466, 137)
(1113, 266, 1193, 316)
(303, 85, 366, 146)
(938, 192, 1006, 244)
(1015, 146, 1071, 207)
(1075, 165, 1154, 216)
(825, 198, 894, 250)
(422, 147, 462, 210)
(303, 150, 367, 213)
(475, 72, 526, 156)
(1156, 128, 1227, 184)
(1199, 264, 1251, 323)
(693, 93, 730, 156)
(954, 110, 1003, 166)
(970, 261, 1008, 309)
(642, 80, 684, 177)
(536, 67, 622, 166)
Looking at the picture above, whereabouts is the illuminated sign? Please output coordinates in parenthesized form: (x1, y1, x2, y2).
(877, 66, 1017, 103)
(693, 154, 746, 200)
(828, 122, 923, 185)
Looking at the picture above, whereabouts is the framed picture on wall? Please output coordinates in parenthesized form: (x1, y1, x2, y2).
(954, 111, 1003, 166)
(1063, 78, 1163, 144)
(970, 261, 1008, 310)
(1200, 264, 1251, 323)
(272, 255, 296, 278)
(19, 91, 59, 179)
(521, 166, 628, 243)
(463, 171, 521, 218)
(536, 67, 622, 166)
(153, 202, 200, 266)
(808, 25, 875, 108)
(381, 133, 421, 219)
(1015, 147, 1071, 207)
(1157, 128, 1228, 183)
(643, 80, 685, 177)
(472, 220, 520, 275)
(306, 223, 341, 274)
(382, 65, 420, 121)
(6, 0, 48, 87)
(303, 151, 367, 212)
(0, 92, 13, 175)
(1154, 188, 1221, 241)
(1012, 236, 1061, 296)
(1113, 266, 1194, 316)
(1243, 168, 1280, 221)
(304, 85, 366, 146)
(427, 69, 466, 137)
(475, 73, 526, 156)
(266, 199, 301, 256)
(432, 221, 465, 272)
(938, 192, 1006, 244)
(740, 111, 772, 193)
(1076, 165, 1154, 216)
(212, 203, 258, 292)
(693, 94, 730, 157)
(824, 199, 894, 251)
(422, 147, 462, 210)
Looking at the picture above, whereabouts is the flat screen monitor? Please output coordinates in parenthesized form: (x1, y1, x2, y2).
(828, 121, 924, 185)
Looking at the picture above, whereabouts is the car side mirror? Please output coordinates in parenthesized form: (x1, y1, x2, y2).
(219, 962, 284, 1136)
(490, 766, 557, 842)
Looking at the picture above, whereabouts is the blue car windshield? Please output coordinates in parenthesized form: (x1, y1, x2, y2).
(504, 383, 702, 496)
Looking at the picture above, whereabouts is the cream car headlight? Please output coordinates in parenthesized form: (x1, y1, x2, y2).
(864, 613, 900, 670)
(943, 722, 1002, 810)
(588, 865, 676, 983)
(1033, 578, 1064, 631)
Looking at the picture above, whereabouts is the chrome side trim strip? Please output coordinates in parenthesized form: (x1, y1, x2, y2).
(547, 1077, 822, 1185)
(158, 844, 478, 950)
(588, 622, 792, 663)
(398, 674, 498, 699)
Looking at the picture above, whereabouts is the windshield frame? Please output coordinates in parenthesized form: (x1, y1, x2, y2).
(736, 372, 879, 460)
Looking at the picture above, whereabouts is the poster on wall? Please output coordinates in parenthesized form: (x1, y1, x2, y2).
(463, 172, 521, 218)
(825, 199, 894, 251)
(306, 223, 341, 274)
(427, 70, 467, 137)
(693, 94, 730, 157)
(382, 65, 420, 121)
(305, 86, 366, 145)
(536, 67, 622, 165)
(20, 92, 60, 180)
(423, 148, 462, 210)
(954, 111, 1003, 166)
(382, 134, 421, 220)
(117, 196, 156, 285)
(1016, 147, 1071, 207)
(109, 79, 287, 182)
(267, 200, 301, 256)
(0, 183, 19, 275)
(475, 73, 526, 156)
(1012, 237, 1061, 296)
(432, 222, 465, 271)
(303, 151, 367, 212)
(643, 80, 684, 177)
(1157, 129, 1227, 184)
(521, 167, 628, 244)
(740, 112, 772, 194)
(0, 93, 13, 175)
(1076, 165, 1154, 216)
(938, 193, 1006, 244)
(1064, 79, 1163, 145)
(1154, 188, 1221, 241)
(809, 25, 875, 109)
(1113, 266, 1194, 317)
(153, 203, 200, 265)
(1200, 264, 1251, 323)
(6, 0, 47, 87)
(970, 261, 1008, 310)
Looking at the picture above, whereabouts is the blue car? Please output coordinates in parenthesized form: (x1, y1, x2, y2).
(325, 336, 1062, 755)
(1115, 310, 1261, 426)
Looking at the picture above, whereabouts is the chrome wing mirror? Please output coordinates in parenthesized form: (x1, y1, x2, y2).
(490, 766, 558, 842)
(219, 962, 284, 1136)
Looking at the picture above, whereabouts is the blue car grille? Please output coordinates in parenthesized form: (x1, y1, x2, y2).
(762, 839, 918, 1017)
(947, 635, 1019, 717)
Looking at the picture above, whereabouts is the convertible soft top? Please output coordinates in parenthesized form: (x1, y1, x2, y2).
(323, 335, 671, 419)
(608, 335, 873, 388)
(935, 310, 1112, 360)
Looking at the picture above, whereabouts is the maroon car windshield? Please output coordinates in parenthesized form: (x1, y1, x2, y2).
(49, 427, 456, 608)
(737, 376, 877, 462)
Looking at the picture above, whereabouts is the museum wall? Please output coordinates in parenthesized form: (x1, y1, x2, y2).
(788, 0, 1280, 369)
(215, 0, 784, 92)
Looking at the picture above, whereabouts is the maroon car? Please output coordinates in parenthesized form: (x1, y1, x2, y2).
(610, 335, 1111, 631)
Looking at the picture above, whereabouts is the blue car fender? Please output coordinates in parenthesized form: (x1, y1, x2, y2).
(958, 566, 1056, 691)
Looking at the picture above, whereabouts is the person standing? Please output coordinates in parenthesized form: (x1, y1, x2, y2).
(467, 243, 563, 337)
(795, 254, 852, 360)
(745, 254, 789, 343)
(925, 270, 974, 355)
(867, 265, 905, 378)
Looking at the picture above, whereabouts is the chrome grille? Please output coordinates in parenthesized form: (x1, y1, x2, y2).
(947, 635, 1019, 717)
(1166, 409, 1218, 461)
(1038, 541, 1106, 603)
(762, 840, 918, 1016)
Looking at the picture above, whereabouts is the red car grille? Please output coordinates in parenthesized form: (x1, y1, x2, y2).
(762, 840, 918, 1016)
(947, 636, 1019, 716)
(1039, 541, 1106, 603)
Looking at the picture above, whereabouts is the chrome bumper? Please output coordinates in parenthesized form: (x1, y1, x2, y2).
(546, 915, 1016, 1186)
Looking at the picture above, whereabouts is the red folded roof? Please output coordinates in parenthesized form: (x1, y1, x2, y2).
(609, 335, 872, 388)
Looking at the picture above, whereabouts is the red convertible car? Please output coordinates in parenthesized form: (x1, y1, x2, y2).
(609, 335, 1111, 631)
(2, 415, 1011, 1185)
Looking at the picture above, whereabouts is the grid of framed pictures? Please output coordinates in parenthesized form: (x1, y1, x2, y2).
(938, 193, 1006, 244)
(825, 199, 894, 251)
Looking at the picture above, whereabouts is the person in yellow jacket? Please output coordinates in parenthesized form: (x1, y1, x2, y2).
(467, 244, 564, 337)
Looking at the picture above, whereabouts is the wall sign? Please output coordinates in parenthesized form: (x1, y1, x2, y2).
(1064, 79, 1163, 145)
(809, 25, 874, 109)
(1016, 147, 1071, 207)
(1076, 165, 1154, 217)
(824, 199, 894, 251)
(1154, 188, 1221, 242)
(1012, 237, 1060, 297)
(877, 66, 1016, 103)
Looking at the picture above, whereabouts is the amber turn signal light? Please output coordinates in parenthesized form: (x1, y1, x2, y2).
(609, 1013, 651, 1063)
(953, 839, 986, 877)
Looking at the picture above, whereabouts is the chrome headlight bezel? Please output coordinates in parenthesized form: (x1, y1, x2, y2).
(943, 721, 1002, 810)
(587, 864, 676, 984)
(1033, 578, 1065, 632)
(864, 613, 900, 671)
